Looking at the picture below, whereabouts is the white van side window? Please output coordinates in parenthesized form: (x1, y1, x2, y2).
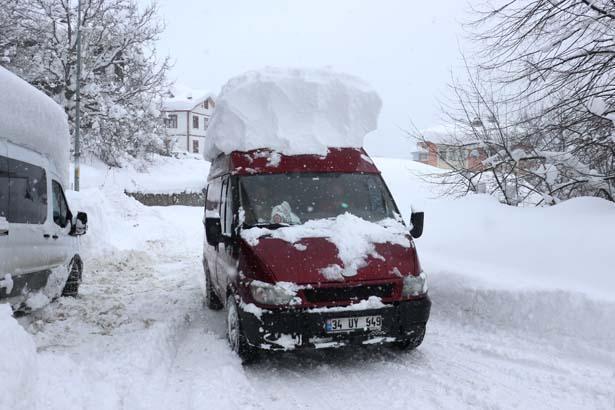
(52, 181, 69, 228)
(7, 158, 47, 224)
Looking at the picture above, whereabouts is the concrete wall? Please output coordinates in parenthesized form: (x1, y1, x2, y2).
(125, 191, 205, 207)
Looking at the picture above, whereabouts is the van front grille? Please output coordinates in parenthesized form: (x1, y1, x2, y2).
(303, 284, 393, 303)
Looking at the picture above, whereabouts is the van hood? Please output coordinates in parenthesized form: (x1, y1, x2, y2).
(239, 233, 419, 285)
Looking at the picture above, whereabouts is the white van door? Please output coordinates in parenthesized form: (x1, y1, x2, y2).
(6, 144, 52, 277)
(0, 140, 10, 289)
(48, 179, 72, 267)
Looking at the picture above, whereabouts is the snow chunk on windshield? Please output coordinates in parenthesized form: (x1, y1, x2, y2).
(203, 67, 382, 160)
(241, 213, 410, 278)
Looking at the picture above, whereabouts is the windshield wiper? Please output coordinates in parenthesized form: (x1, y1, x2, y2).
(243, 222, 290, 230)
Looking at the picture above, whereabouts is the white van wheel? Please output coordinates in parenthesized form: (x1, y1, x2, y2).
(61, 258, 82, 297)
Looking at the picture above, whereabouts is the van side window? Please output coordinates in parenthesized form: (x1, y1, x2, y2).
(52, 181, 69, 228)
(0, 155, 8, 219)
(205, 178, 222, 218)
(7, 158, 47, 224)
(220, 177, 234, 237)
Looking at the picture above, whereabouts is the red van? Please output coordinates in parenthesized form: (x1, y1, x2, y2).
(202, 147, 430, 361)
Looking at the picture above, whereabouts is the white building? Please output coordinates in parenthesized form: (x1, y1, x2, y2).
(162, 88, 215, 155)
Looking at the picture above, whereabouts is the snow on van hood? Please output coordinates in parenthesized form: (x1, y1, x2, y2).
(240, 213, 412, 281)
(203, 67, 382, 161)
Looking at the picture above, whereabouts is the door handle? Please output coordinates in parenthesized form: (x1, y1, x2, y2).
(0, 229, 8, 236)
(43, 234, 50, 238)
(52, 235, 59, 240)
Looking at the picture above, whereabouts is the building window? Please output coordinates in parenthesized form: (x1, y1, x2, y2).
(438, 148, 448, 161)
(203, 100, 208, 109)
(193, 115, 199, 129)
(164, 114, 177, 128)
(204, 116, 209, 128)
(193, 140, 199, 153)
(418, 152, 429, 162)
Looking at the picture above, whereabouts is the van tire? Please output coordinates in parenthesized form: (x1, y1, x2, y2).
(204, 263, 223, 310)
(61, 258, 82, 297)
(226, 295, 257, 364)
(393, 324, 426, 350)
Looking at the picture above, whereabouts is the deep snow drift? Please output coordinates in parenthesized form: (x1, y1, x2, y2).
(204, 68, 382, 160)
(0, 66, 70, 186)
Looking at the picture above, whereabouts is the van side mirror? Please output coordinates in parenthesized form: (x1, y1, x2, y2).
(70, 211, 88, 236)
(410, 211, 424, 238)
(205, 217, 222, 246)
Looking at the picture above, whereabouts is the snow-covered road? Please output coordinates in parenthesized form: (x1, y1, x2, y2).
(19, 203, 615, 410)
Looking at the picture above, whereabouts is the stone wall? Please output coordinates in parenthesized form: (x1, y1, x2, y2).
(125, 191, 204, 207)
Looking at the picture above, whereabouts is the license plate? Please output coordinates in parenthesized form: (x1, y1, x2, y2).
(325, 315, 382, 333)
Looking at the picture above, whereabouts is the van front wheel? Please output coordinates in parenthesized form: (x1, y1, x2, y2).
(62, 258, 82, 297)
(226, 295, 256, 363)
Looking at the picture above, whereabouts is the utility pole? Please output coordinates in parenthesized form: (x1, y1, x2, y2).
(74, 0, 82, 191)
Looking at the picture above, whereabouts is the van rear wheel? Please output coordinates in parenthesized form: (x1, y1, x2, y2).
(393, 324, 426, 350)
(61, 258, 82, 297)
(204, 263, 223, 310)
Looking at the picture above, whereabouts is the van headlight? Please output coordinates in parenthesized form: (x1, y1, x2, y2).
(402, 271, 428, 297)
(249, 281, 297, 305)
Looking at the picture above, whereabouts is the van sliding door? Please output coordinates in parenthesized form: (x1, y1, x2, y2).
(0, 141, 10, 295)
(5, 145, 50, 283)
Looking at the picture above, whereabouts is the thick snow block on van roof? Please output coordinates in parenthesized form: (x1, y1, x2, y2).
(0, 67, 70, 186)
(203, 68, 382, 161)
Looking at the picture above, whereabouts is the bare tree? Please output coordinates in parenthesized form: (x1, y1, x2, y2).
(417, 1, 615, 204)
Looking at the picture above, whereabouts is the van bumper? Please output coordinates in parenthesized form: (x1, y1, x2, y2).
(238, 296, 431, 350)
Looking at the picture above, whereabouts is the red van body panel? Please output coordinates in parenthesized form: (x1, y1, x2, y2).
(203, 147, 430, 352)
(218, 148, 379, 177)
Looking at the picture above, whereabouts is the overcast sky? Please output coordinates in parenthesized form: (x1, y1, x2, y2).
(153, 0, 469, 158)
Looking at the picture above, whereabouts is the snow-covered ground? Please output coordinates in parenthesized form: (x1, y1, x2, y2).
(2, 155, 615, 410)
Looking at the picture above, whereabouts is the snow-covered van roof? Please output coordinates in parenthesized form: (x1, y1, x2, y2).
(208, 148, 380, 180)
(0, 66, 70, 186)
(161, 85, 215, 111)
(203, 67, 382, 161)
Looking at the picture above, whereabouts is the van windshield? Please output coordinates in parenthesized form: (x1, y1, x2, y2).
(238, 173, 399, 226)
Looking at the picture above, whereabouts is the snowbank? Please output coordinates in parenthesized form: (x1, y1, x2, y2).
(204, 68, 382, 160)
(417, 195, 615, 301)
(0, 304, 38, 410)
(74, 153, 209, 194)
(0, 66, 70, 186)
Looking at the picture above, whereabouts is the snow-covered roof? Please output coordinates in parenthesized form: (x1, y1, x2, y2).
(420, 125, 459, 145)
(0, 66, 70, 186)
(161, 84, 215, 112)
(420, 124, 486, 146)
(203, 67, 382, 161)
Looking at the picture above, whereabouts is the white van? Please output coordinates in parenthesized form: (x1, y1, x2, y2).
(0, 66, 87, 311)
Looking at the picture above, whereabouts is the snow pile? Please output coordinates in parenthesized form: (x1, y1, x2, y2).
(241, 213, 409, 278)
(204, 67, 382, 160)
(162, 84, 214, 111)
(74, 154, 209, 194)
(0, 66, 70, 186)
(0, 304, 38, 410)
